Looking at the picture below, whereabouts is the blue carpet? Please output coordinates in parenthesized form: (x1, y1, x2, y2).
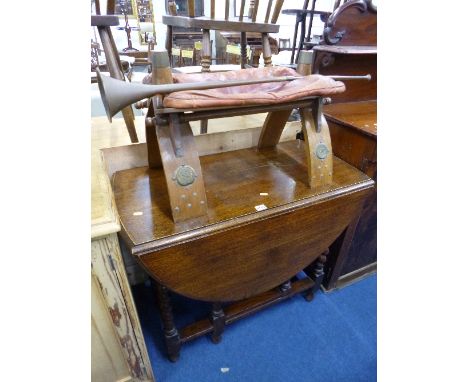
(132, 274, 376, 382)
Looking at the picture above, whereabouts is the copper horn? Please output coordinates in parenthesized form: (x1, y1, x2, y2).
(96, 69, 298, 122)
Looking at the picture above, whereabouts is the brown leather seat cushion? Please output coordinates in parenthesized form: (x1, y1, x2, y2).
(162, 67, 345, 109)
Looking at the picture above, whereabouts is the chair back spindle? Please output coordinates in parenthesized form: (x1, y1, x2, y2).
(188, 0, 195, 17)
(168, 1, 177, 16)
(239, 0, 246, 20)
(225, 0, 230, 20)
(264, 0, 273, 23)
(270, 0, 284, 24)
(251, 0, 259, 22)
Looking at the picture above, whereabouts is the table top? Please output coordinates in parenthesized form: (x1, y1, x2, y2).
(113, 140, 372, 251)
(112, 140, 373, 302)
(91, 111, 275, 238)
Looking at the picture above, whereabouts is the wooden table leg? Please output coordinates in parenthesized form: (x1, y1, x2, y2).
(304, 248, 329, 301)
(155, 283, 181, 362)
(210, 303, 226, 344)
(279, 280, 292, 293)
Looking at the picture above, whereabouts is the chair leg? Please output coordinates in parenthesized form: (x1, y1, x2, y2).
(241, 32, 247, 69)
(122, 106, 138, 143)
(262, 33, 272, 67)
(97, 26, 139, 143)
(290, 19, 299, 64)
(201, 29, 211, 72)
(200, 120, 208, 134)
(296, 16, 307, 64)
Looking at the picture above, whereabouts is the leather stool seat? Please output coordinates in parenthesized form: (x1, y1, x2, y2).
(144, 67, 345, 109)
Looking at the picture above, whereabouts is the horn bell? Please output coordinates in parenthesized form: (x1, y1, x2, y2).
(96, 69, 158, 122)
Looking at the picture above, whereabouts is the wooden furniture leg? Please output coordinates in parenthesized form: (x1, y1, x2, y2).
(200, 29, 211, 134)
(155, 283, 181, 362)
(240, 32, 248, 68)
(165, 25, 173, 64)
(304, 248, 329, 300)
(257, 50, 313, 149)
(325, 215, 361, 289)
(306, 0, 318, 43)
(155, 115, 209, 223)
(257, 109, 291, 148)
(145, 51, 173, 169)
(145, 111, 162, 169)
(201, 29, 211, 72)
(262, 33, 272, 67)
(210, 303, 226, 344)
(200, 120, 208, 134)
(296, 9, 307, 63)
(97, 25, 139, 143)
(258, 100, 332, 188)
(300, 103, 333, 187)
(279, 280, 292, 293)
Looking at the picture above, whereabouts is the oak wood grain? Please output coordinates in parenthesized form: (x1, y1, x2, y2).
(323, 100, 376, 137)
(300, 109, 333, 187)
(112, 141, 373, 301)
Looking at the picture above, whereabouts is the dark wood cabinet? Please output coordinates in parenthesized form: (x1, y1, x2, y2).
(310, 0, 377, 290)
(323, 101, 377, 289)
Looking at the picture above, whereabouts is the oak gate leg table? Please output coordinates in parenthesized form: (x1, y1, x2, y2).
(98, 50, 375, 361)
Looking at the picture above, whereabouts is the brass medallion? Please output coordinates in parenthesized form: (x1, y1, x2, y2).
(174, 165, 197, 186)
(315, 143, 329, 160)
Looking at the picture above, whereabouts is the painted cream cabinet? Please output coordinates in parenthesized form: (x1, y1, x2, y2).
(91, 116, 154, 382)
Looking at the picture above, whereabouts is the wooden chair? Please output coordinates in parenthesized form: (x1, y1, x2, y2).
(91, 15, 139, 143)
(164, 0, 284, 71)
(92, 0, 139, 142)
(282, 0, 335, 64)
(222, 43, 252, 66)
(164, 0, 285, 134)
(216, 31, 279, 67)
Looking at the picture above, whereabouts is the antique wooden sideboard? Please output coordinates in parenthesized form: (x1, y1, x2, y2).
(310, 0, 377, 290)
